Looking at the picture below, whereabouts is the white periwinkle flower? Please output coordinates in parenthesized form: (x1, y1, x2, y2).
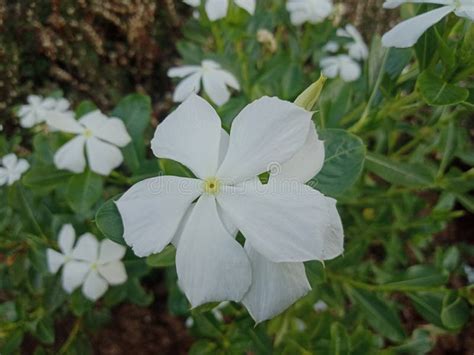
(168, 60, 240, 106)
(18, 95, 73, 128)
(47, 110, 131, 176)
(116, 94, 344, 322)
(337, 24, 368, 60)
(382, 0, 474, 48)
(47, 225, 127, 301)
(0, 154, 30, 186)
(320, 54, 361, 82)
(183, 0, 256, 21)
(286, 0, 333, 26)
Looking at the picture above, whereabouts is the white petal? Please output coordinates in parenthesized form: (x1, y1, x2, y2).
(62, 260, 90, 293)
(85, 137, 124, 176)
(202, 70, 232, 106)
(218, 70, 240, 90)
(172, 72, 202, 102)
(235, 0, 256, 14)
(54, 136, 87, 174)
(383, 0, 453, 9)
(382, 6, 454, 48)
(217, 97, 312, 184)
(98, 239, 126, 263)
(168, 65, 201, 78)
(2, 154, 17, 169)
(217, 179, 344, 262)
(58, 224, 76, 255)
(205, 0, 229, 20)
(47, 249, 66, 274)
(98, 261, 127, 285)
(0, 168, 8, 186)
(20, 112, 37, 128)
(455, 4, 474, 20)
(116, 176, 203, 257)
(340, 56, 361, 82)
(273, 122, 325, 183)
(82, 270, 108, 301)
(183, 0, 201, 6)
(176, 195, 251, 307)
(72, 233, 99, 262)
(151, 94, 223, 179)
(27, 95, 42, 105)
(171, 203, 195, 247)
(46, 111, 84, 134)
(80, 111, 131, 147)
(14, 159, 30, 176)
(54, 98, 71, 111)
(242, 243, 311, 323)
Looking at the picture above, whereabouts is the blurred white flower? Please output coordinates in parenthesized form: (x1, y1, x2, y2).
(0, 153, 29, 186)
(323, 41, 340, 53)
(47, 110, 131, 176)
(286, 0, 333, 26)
(48, 227, 127, 301)
(464, 264, 474, 284)
(18, 95, 73, 128)
(116, 94, 344, 321)
(337, 24, 368, 60)
(168, 60, 240, 106)
(183, 0, 256, 21)
(320, 54, 361, 82)
(382, 0, 474, 48)
(313, 300, 328, 312)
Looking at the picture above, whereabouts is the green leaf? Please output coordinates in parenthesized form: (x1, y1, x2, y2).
(309, 129, 365, 196)
(66, 170, 103, 215)
(95, 196, 125, 245)
(0, 329, 23, 354)
(418, 71, 469, 106)
(441, 292, 470, 330)
(146, 245, 176, 268)
(382, 265, 448, 290)
(349, 288, 405, 343)
(75, 100, 97, 118)
(408, 292, 444, 328)
(330, 322, 350, 355)
(127, 278, 153, 306)
(23, 166, 73, 188)
(70, 290, 93, 316)
(33, 317, 55, 345)
(365, 152, 434, 188)
(442, 246, 460, 272)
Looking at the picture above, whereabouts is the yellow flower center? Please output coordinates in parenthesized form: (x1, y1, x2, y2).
(84, 128, 93, 138)
(204, 177, 221, 195)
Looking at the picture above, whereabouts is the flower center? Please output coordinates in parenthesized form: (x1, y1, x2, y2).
(84, 128, 93, 138)
(204, 177, 221, 195)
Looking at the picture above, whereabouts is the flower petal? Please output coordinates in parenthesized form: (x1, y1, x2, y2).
(116, 176, 203, 257)
(98, 261, 127, 285)
(339, 56, 361, 82)
(85, 137, 124, 176)
(98, 239, 126, 264)
(2, 154, 17, 169)
(72, 233, 99, 262)
(172, 72, 203, 102)
(168, 65, 201, 78)
(217, 97, 312, 184)
(202, 70, 232, 106)
(382, 6, 454, 48)
(272, 122, 325, 183)
(151, 94, 223, 179)
(217, 179, 344, 262)
(46, 111, 85, 134)
(0, 168, 7, 186)
(80, 111, 131, 147)
(54, 135, 87, 174)
(205, 0, 229, 20)
(176, 194, 251, 307)
(242, 243, 311, 323)
(62, 260, 90, 293)
(58, 224, 76, 255)
(383, 0, 453, 9)
(47, 249, 66, 274)
(235, 0, 256, 14)
(14, 159, 30, 176)
(82, 270, 108, 301)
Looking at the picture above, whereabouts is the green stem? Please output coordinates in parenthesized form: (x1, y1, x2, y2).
(59, 318, 82, 354)
(16, 184, 45, 239)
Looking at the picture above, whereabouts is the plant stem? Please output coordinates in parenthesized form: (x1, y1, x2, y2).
(59, 317, 82, 354)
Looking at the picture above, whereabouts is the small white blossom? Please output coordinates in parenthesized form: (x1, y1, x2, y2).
(183, 0, 256, 21)
(464, 264, 474, 284)
(168, 60, 240, 106)
(323, 41, 340, 53)
(382, 0, 474, 48)
(313, 300, 328, 312)
(320, 54, 362, 82)
(286, 0, 333, 26)
(47, 226, 127, 301)
(47, 110, 131, 176)
(116, 94, 344, 322)
(0, 154, 29, 186)
(337, 24, 368, 60)
(18, 95, 73, 128)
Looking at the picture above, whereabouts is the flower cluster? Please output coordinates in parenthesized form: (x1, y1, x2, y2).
(286, 0, 333, 26)
(116, 94, 344, 322)
(18, 95, 73, 128)
(0, 153, 29, 186)
(47, 224, 127, 301)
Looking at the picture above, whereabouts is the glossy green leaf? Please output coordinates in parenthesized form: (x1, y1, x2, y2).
(95, 196, 125, 245)
(418, 71, 469, 106)
(23, 166, 73, 188)
(441, 292, 470, 330)
(146, 245, 176, 268)
(66, 170, 103, 215)
(408, 292, 444, 328)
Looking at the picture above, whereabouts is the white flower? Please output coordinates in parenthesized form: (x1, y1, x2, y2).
(320, 55, 362, 82)
(323, 41, 340, 53)
(168, 60, 240, 106)
(18, 95, 73, 128)
(0, 154, 29, 186)
(286, 0, 333, 26)
(47, 110, 131, 176)
(464, 264, 474, 284)
(183, 0, 256, 21)
(116, 94, 344, 322)
(313, 300, 328, 312)
(47, 226, 127, 301)
(382, 0, 474, 48)
(337, 24, 368, 60)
